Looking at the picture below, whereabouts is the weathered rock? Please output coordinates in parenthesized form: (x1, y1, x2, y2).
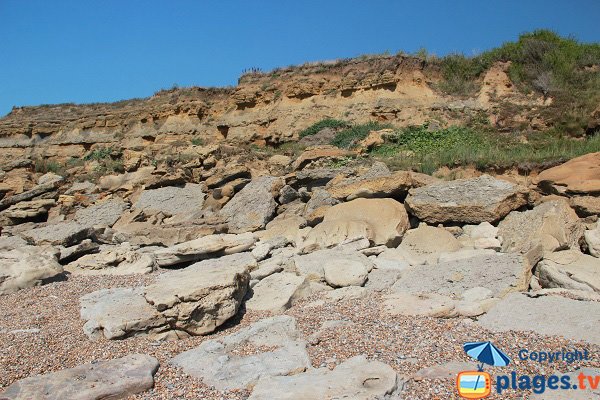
(405, 175, 530, 224)
(248, 355, 403, 400)
(536, 250, 600, 292)
(383, 292, 457, 317)
(0, 354, 159, 400)
(153, 233, 256, 267)
(461, 221, 502, 249)
(437, 248, 497, 263)
(133, 183, 205, 221)
(477, 292, 600, 345)
(293, 249, 373, 284)
(0, 235, 28, 251)
(323, 256, 372, 287)
(0, 246, 64, 294)
(325, 286, 368, 301)
(278, 185, 299, 204)
(303, 198, 409, 250)
(204, 165, 251, 189)
(67, 244, 156, 275)
(327, 170, 437, 200)
(292, 146, 353, 170)
(0, 181, 61, 212)
(535, 152, 600, 195)
(498, 199, 584, 256)
(392, 252, 533, 297)
(0, 199, 55, 223)
(585, 226, 600, 257)
(398, 225, 461, 265)
(246, 273, 310, 313)
(365, 268, 401, 292)
(74, 198, 129, 227)
(80, 288, 169, 340)
(144, 253, 254, 335)
(571, 196, 600, 217)
(220, 176, 281, 233)
(303, 188, 340, 220)
(20, 221, 95, 247)
(171, 316, 310, 390)
(58, 239, 100, 263)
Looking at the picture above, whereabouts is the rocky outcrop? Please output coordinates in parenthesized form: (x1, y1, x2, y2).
(0, 246, 64, 294)
(0, 354, 159, 400)
(405, 175, 530, 224)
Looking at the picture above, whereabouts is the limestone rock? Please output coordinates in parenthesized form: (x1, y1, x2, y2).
(398, 225, 461, 265)
(144, 253, 254, 335)
(153, 233, 256, 267)
(571, 196, 600, 217)
(405, 175, 530, 224)
(171, 316, 310, 390)
(248, 355, 403, 400)
(74, 198, 129, 227)
(498, 199, 584, 256)
(220, 176, 281, 233)
(246, 273, 310, 313)
(66, 244, 156, 276)
(303, 198, 409, 250)
(0, 199, 55, 222)
(477, 292, 600, 345)
(0, 354, 159, 400)
(536, 250, 600, 292)
(365, 269, 401, 292)
(325, 286, 368, 301)
(585, 226, 600, 257)
(383, 292, 457, 317)
(327, 170, 437, 200)
(535, 152, 600, 195)
(293, 249, 372, 284)
(292, 146, 352, 170)
(0, 246, 64, 294)
(20, 221, 95, 247)
(323, 256, 371, 287)
(133, 183, 205, 219)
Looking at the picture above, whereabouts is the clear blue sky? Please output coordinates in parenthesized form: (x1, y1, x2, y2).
(1, 0, 598, 117)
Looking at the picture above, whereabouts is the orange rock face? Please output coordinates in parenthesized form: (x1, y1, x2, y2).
(536, 152, 600, 194)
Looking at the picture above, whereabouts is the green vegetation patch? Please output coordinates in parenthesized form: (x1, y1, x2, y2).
(298, 118, 349, 138)
(330, 121, 393, 149)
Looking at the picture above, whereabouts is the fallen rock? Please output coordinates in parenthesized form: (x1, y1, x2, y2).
(171, 316, 310, 390)
(383, 292, 457, 317)
(397, 225, 461, 265)
(153, 233, 256, 267)
(0, 246, 64, 294)
(292, 146, 353, 170)
(144, 253, 254, 335)
(535, 152, 600, 195)
(498, 199, 584, 256)
(571, 196, 600, 217)
(405, 175, 530, 224)
(323, 255, 372, 287)
(66, 244, 156, 275)
(246, 273, 310, 313)
(220, 176, 281, 233)
(327, 170, 437, 200)
(325, 286, 368, 301)
(248, 355, 403, 400)
(20, 221, 95, 247)
(133, 183, 205, 221)
(303, 198, 409, 250)
(293, 249, 373, 284)
(74, 198, 129, 227)
(0, 354, 159, 400)
(585, 225, 600, 257)
(536, 250, 600, 292)
(477, 292, 600, 345)
(0, 199, 55, 224)
(58, 239, 100, 263)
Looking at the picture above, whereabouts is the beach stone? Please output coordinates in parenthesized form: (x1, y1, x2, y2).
(478, 292, 600, 345)
(171, 316, 310, 391)
(153, 233, 256, 267)
(220, 176, 281, 233)
(248, 355, 403, 400)
(246, 273, 310, 313)
(0, 354, 159, 400)
(144, 253, 254, 335)
(398, 225, 461, 265)
(405, 174, 530, 224)
(0, 246, 64, 295)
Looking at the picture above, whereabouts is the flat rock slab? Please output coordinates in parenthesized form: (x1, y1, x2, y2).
(171, 316, 310, 390)
(0, 354, 159, 400)
(392, 252, 531, 298)
(405, 174, 529, 224)
(293, 249, 373, 284)
(74, 198, 129, 227)
(246, 272, 310, 313)
(20, 221, 95, 247)
(0, 246, 64, 295)
(536, 250, 600, 293)
(477, 292, 600, 345)
(153, 233, 256, 267)
(248, 355, 402, 400)
(133, 183, 205, 217)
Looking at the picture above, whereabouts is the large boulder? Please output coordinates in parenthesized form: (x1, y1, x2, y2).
(153, 232, 256, 267)
(248, 355, 403, 400)
(144, 253, 255, 335)
(66, 244, 156, 276)
(20, 221, 95, 247)
(0, 246, 64, 294)
(536, 250, 600, 293)
(477, 292, 600, 345)
(405, 175, 530, 224)
(571, 196, 600, 217)
(0, 354, 159, 400)
(535, 152, 600, 195)
(498, 199, 584, 257)
(0, 199, 55, 225)
(293, 249, 373, 285)
(246, 273, 310, 313)
(133, 183, 205, 221)
(171, 316, 311, 390)
(397, 225, 461, 265)
(326, 170, 437, 201)
(302, 198, 409, 249)
(74, 198, 129, 227)
(220, 176, 282, 233)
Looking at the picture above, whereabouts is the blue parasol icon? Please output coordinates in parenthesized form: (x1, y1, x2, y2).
(464, 341, 511, 370)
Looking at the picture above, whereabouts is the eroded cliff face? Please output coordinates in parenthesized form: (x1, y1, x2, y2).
(0, 55, 545, 166)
